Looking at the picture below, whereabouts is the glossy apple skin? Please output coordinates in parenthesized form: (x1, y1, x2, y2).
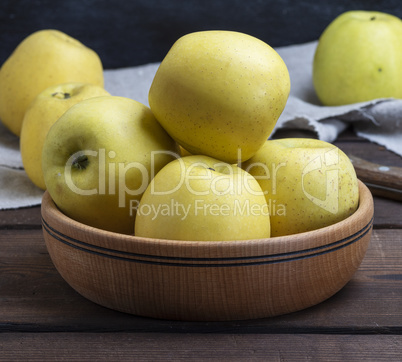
(42, 96, 178, 234)
(149, 30, 290, 164)
(0, 29, 104, 136)
(313, 11, 402, 105)
(135, 155, 271, 241)
(242, 138, 359, 236)
(21, 82, 110, 190)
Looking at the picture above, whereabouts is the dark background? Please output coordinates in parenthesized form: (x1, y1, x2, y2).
(0, 0, 401, 69)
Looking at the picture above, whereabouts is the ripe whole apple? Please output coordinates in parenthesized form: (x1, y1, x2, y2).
(148, 30, 290, 164)
(242, 138, 359, 236)
(42, 96, 179, 234)
(313, 11, 402, 105)
(20, 82, 110, 190)
(134, 155, 271, 241)
(0, 29, 104, 136)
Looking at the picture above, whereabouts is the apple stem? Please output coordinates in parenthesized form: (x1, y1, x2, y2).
(208, 167, 215, 171)
(72, 154, 89, 170)
(370, 16, 376, 21)
(52, 92, 71, 99)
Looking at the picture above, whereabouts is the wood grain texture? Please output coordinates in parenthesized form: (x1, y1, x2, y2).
(1, 228, 400, 333)
(348, 155, 402, 190)
(0, 333, 402, 361)
(333, 132, 402, 167)
(0, 206, 42, 229)
(373, 197, 402, 228)
(348, 155, 402, 200)
(39, 181, 373, 321)
(0, 131, 401, 359)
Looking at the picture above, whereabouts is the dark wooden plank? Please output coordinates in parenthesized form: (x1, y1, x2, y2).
(334, 133, 402, 169)
(334, 135, 402, 228)
(0, 206, 41, 229)
(1, 229, 401, 333)
(0, 333, 402, 361)
(374, 197, 402, 228)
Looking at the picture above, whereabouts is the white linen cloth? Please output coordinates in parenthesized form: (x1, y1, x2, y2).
(1, 41, 401, 209)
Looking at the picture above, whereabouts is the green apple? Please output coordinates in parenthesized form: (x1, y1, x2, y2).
(242, 138, 359, 236)
(42, 96, 179, 234)
(313, 11, 402, 106)
(148, 30, 290, 164)
(20, 82, 110, 190)
(0, 29, 104, 136)
(134, 155, 271, 241)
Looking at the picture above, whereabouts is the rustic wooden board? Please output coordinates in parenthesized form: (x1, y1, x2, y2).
(334, 138, 402, 167)
(0, 132, 401, 359)
(0, 229, 400, 333)
(0, 206, 42, 229)
(0, 333, 401, 361)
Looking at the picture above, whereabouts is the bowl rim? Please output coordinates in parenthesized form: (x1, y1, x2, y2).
(41, 179, 373, 252)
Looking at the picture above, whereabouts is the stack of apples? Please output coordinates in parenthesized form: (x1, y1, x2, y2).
(0, 27, 362, 240)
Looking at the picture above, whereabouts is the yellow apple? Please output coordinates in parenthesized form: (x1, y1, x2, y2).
(134, 155, 271, 241)
(313, 11, 402, 106)
(42, 96, 179, 234)
(148, 30, 290, 164)
(20, 82, 110, 190)
(242, 138, 359, 236)
(0, 29, 104, 136)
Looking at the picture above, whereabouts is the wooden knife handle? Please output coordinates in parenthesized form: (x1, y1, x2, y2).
(348, 155, 402, 201)
(348, 155, 402, 192)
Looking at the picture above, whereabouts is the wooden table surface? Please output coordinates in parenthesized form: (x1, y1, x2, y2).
(1, 131, 401, 361)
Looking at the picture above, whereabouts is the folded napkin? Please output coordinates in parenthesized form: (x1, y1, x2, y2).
(1, 41, 401, 209)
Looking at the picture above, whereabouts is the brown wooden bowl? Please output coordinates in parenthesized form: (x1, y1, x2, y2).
(41, 180, 373, 321)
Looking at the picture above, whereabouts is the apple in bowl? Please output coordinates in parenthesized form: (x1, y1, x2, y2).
(134, 155, 271, 241)
(42, 96, 179, 234)
(148, 30, 290, 164)
(242, 138, 359, 236)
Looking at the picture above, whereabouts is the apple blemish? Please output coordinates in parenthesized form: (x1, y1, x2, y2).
(51, 92, 71, 99)
(71, 154, 89, 170)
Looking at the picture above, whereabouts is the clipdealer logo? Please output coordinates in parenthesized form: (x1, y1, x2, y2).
(301, 147, 339, 214)
(130, 198, 271, 221)
(63, 149, 180, 207)
(62, 147, 341, 216)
